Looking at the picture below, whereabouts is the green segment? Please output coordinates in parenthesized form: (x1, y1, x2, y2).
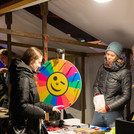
(44, 61, 54, 74)
(43, 94, 53, 104)
(69, 80, 81, 89)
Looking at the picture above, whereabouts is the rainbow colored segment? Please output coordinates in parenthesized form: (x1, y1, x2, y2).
(37, 59, 82, 109)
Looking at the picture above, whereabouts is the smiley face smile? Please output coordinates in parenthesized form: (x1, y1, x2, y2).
(51, 83, 61, 91)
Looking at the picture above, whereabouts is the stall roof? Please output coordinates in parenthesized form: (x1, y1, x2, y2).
(48, 0, 134, 49)
(0, 9, 97, 56)
(0, 0, 133, 54)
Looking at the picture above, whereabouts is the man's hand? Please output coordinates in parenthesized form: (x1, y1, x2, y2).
(0, 68, 8, 74)
(98, 107, 107, 113)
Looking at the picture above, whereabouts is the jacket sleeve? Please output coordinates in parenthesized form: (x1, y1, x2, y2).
(16, 77, 46, 119)
(108, 69, 132, 111)
(34, 102, 53, 113)
(93, 65, 103, 96)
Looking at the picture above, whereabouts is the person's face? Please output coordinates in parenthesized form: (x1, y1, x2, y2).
(0, 55, 8, 66)
(105, 51, 119, 63)
(30, 56, 42, 72)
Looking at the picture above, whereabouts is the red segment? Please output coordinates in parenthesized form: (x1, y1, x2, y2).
(38, 80, 46, 87)
(61, 94, 70, 109)
(37, 72, 48, 81)
(62, 61, 72, 75)
(57, 96, 63, 107)
(66, 66, 78, 78)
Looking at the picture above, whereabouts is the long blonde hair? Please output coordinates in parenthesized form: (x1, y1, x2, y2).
(22, 47, 43, 65)
(22, 47, 43, 83)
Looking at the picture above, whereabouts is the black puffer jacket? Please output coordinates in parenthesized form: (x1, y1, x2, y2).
(93, 64, 132, 111)
(9, 59, 53, 133)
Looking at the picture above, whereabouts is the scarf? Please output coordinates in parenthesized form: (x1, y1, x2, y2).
(104, 56, 125, 71)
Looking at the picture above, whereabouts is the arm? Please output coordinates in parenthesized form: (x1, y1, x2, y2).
(93, 65, 103, 96)
(16, 77, 46, 119)
(34, 102, 53, 113)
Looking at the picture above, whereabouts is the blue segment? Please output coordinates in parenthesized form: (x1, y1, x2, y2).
(50, 96, 57, 106)
(68, 72, 81, 82)
(39, 66, 50, 77)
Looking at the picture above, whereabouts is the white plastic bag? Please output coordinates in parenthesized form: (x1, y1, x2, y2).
(93, 94, 105, 111)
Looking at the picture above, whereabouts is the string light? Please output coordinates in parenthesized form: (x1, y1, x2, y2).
(94, 0, 112, 3)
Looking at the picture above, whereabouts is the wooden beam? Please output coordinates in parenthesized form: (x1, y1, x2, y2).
(5, 13, 12, 66)
(40, 2, 48, 63)
(5, 12, 12, 110)
(0, 0, 23, 9)
(81, 53, 86, 123)
(125, 49, 131, 120)
(0, 28, 131, 52)
(0, 40, 82, 56)
(0, 28, 107, 49)
(0, 0, 37, 15)
(86, 52, 105, 57)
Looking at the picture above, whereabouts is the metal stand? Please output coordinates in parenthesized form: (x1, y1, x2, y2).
(56, 48, 65, 121)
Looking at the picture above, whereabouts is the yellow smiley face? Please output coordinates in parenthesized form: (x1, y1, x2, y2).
(47, 72, 69, 96)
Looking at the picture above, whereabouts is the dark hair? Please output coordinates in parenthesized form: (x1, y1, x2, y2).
(0, 49, 8, 56)
(21, 47, 43, 65)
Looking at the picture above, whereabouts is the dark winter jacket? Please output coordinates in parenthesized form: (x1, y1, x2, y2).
(9, 59, 53, 133)
(93, 64, 132, 111)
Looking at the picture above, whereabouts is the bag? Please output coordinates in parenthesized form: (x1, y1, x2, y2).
(93, 94, 105, 111)
(8, 124, 26, 134)
(8, 119, 27, 134)
(13, 126, 26, 134)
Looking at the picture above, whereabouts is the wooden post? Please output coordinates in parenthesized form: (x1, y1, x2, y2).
(81, 53, 86, 123)
(40, 2, 49, 121)
(40, 2, 48, 63)
(5, 12, 12, 109)
(125, 49, 131, 119)
(5, 12, 12, 66)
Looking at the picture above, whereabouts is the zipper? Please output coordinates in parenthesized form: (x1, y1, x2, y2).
(103, 71, 109, 94)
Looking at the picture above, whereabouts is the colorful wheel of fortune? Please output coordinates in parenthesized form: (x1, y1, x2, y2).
(37, 59, 82, 109)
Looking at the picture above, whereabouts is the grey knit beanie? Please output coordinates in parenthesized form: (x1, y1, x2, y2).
(106, 42, 123, 57)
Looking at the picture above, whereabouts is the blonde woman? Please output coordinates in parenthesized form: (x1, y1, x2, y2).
(9, 47, 63, 134)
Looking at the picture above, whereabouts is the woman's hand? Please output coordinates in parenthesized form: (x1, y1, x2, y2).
(52, 105, 64, 113)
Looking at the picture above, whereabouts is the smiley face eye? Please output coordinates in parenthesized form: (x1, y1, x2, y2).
(60, 81, 65, 85)
(53, 76, 57, 81)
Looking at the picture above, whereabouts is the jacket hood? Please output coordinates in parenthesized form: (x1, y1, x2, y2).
(9, 59, 34, 84)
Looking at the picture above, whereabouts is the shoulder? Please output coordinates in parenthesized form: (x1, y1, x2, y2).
(118, 68, 132, 80)
(119, 68, 131, 75)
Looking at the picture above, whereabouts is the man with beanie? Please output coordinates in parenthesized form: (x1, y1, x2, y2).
(92, 41, 132, 128)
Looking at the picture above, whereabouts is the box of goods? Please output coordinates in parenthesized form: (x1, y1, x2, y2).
(74, 128, 91, 133)
(84, 129, 105, 134)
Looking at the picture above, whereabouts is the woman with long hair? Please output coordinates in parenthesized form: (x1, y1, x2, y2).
(9, 47, 63, 134)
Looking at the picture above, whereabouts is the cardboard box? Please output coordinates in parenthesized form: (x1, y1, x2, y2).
(84, 129, 105, 134)
(74, 128, 92, 133)
(84, 129, 97, 134)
